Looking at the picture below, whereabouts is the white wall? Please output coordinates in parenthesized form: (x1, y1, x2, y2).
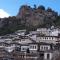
(21, 46, 29, 51)
(18, 39, 32, 44)
(40, 45, 50, 51)
(36, 36, 57, 44)
(29, 44, 38, 50)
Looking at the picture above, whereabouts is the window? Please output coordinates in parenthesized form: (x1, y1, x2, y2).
(46, 47, 48, 50)
(47, 37, 48, 39)
(45, 37, 46, 39)
(41, 46, 43, 50)
(52, 37, 53, 40)
(33, 46, 34, 49)
(44, 47, 46, 50)
(30, 46, 32, 48)
(47, 54, 50, 59)
(35, 46, 36, 49)
(22, 48, 25, 50)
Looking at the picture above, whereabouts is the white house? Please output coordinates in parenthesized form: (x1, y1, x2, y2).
(50, 28, 60, 36)
(37, 26, 60, 36)
(29, 43, 38, 53)
(15, 29, 26, 36)
(39, 42, 54, 60)
(44, 51, 53, 60)
(0, 42, 5, 48)
(4, 43, 15, 52)
(37, 28, 50, 36)
(39, 43, 51, 51)
(21, 44, 29, 52)
(36, 36, 58, 44)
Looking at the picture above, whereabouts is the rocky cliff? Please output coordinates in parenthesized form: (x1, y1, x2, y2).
(0, 5, 59, 35)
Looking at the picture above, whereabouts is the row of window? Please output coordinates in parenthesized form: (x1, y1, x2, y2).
(40, 37, 54, 40)
(30, 45, 37, 49)
(40, 46, 49, 50)
(22, 46, 49, 50)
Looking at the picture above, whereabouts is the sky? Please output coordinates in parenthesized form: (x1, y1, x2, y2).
(0, 0, 60, 16)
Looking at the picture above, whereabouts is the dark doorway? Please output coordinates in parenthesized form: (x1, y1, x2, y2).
(40, 53, 44, 60)
(47, 54, 50, 59)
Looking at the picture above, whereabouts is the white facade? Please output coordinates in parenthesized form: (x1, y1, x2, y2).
(21, 45, 29, 52)
(37, 28, 49, 35)
(44, 52, 53, 60)
(18, 38, 33, 44)
(0, 38, 12, 43)
(29, 35, 37, 41)
(0, 43, 5, 48)
(5, 46, 15, 52)
(40, 45, 50, 51)
(29, 44, 38, 50)
(37, 27, 60, 36)
(29, 44, 38, 53)
(4, 38, 12, 43)
(15, 29, 26, 36)
(50, 28, 60, 36)
(36, 36, 58, 44)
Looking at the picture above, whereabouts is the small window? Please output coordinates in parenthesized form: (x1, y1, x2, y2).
(47, 37, 48, 39)
(30, 46, 32, 48)
(47, 54, 50, 59)
(22, 48, 25, 50)
(35, 46, 36, 49)
(41, 46, 43, 50)
(52, 37, 53, 39)
(44, 47, 46, 50)
(33, 46, 34, 49)
(46, 47, 48, 50)
(45, 37, 46, 39)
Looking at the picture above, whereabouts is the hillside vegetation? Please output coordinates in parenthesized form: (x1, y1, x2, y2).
(0, 5, 60, 35)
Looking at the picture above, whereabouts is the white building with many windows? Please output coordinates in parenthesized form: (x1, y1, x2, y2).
(36, 36, 58, 44)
